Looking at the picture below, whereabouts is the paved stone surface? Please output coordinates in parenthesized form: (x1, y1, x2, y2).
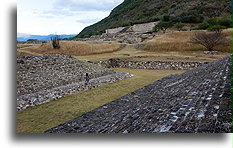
(45, 55, 232, 133)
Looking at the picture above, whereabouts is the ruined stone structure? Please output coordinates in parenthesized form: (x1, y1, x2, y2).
(45, 55, 232, 133)
(129, 22, 158, 33)
(16, 55, 132, 111)
(92, 58, 209, 70)
(106, 22, 158, 34)
(74, 22, 160, 44)
(105, 27, 126, 34)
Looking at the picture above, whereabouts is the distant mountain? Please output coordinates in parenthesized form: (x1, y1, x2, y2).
(78, 0, 231, 38)
(17, 33, 77, 41)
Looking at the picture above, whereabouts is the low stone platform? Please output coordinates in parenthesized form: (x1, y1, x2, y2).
(17, 54, 115, 97)
(45, 55, 232, 133)
(17, 54, 132, 111)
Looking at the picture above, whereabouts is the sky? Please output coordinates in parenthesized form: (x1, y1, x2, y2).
(17, 0, 124, 35)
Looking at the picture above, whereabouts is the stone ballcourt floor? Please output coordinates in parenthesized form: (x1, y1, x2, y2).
(45, 55, 232, 133)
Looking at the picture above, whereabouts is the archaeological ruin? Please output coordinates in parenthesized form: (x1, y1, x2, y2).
(45, 55, 232, 133)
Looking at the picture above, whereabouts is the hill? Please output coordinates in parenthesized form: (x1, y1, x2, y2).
(17, 33, 76, 41)
(77, 0, 231, 38)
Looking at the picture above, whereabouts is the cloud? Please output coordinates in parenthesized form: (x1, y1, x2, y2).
(17, 0, 124, 35)
(53, 0, 124, 11)
(33, 0, 123, 20)
(76, 18, 101, 24)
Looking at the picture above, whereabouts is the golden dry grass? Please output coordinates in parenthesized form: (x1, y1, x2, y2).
(17, 41, 123, 56)
(17, 44, 40, 48)
(143, 29, 232, 52)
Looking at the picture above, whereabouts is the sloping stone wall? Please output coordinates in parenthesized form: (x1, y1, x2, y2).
(130, 22, 158, 33)
(106, 21, 158, 34)
(106, 27, 126, 34)
(45, 55, 232, 133)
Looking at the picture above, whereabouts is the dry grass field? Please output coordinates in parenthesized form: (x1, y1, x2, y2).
(17, 41, 123, 56)
(143, 29, 232, 52)
(17, 44, 41, 49)
(17, 29, 231, 62)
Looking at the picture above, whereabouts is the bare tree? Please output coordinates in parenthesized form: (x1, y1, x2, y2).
(190, 32, 224, 51)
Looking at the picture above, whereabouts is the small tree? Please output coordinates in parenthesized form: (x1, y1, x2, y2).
(152, 25, 159, 32)
(198, 22, 210, 30)
(155, 22, 173, 33)
(51, 35, 60, 49)
(190, 32, 224, 51)
(175, 23, 185, 31)
(206, 18, 218, 26)
(207, 25, 226, 33)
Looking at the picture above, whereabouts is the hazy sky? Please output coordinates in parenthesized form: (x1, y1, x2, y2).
(17, 0, 124, 35)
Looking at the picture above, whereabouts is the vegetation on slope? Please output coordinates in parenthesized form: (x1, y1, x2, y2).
(77, 0, 231, 38)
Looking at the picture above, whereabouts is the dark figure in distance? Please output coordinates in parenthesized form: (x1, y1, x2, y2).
(85, 73, 90, 87)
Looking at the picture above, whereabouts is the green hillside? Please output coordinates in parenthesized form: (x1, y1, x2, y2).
(77, 0, 231, 38)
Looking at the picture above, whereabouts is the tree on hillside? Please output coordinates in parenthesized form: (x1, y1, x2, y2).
(154, 22, 173, 33)
(175, 23, 185, 31)
(190, 32, 224, 51)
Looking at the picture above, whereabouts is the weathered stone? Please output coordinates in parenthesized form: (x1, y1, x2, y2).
(45, 55, 232, 133)
(16, 54, 133, 111)
(92, 59, 208, 70)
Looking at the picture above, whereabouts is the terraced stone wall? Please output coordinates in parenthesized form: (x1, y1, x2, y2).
(93, 59, 209, 70)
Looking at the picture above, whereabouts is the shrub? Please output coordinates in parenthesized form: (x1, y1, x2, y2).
(51, 35, 60, 49)
(206, 18, 218, 26)
(120, 22, 131, 27)
(153, 25, 159, 32)
(175, 23, 185, 31)
(198, 22, 210, 30)
(162, 15, 170, 22)
(207, 25, 226, 32)
(218, 18, 231, 28)
(181, 15, 203, 23)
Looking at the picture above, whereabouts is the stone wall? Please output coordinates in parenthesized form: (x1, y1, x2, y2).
(93, 58, 209, 70)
